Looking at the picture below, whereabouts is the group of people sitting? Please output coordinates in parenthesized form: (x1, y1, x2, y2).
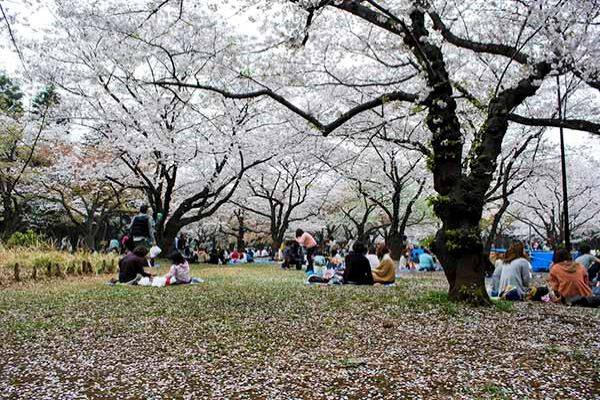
(115, 246, 192, 286)
(206, 247, 272, 265)
(490, 243, 600, 307)
(307, 241, 397, 285)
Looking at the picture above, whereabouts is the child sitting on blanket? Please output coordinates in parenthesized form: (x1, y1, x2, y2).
(165, 252, 191, 285)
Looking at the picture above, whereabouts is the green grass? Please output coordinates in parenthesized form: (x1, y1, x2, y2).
(492, 298, 514, 312)
(0, 263, 597, 399)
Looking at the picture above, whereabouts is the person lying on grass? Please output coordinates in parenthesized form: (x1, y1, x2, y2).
(118, 246, 154, 284)
(372, 245, 395, 284)
(165, 251, 191, 285)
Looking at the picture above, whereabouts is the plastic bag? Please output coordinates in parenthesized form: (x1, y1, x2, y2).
(151, 276, 167, 287)
(138, 277, 152, 286)
(149, 245, 162, 258)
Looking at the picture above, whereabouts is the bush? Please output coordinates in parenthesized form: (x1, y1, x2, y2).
(6, 230, 46, 248)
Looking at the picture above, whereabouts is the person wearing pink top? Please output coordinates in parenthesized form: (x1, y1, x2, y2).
(295, 229, 317, 272)
(166, 252, 191, 284)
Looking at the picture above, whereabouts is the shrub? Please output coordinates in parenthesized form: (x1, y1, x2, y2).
(6, 230, 46, 248)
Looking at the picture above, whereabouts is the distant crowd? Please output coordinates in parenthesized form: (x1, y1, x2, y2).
(104, 205, 600, 307)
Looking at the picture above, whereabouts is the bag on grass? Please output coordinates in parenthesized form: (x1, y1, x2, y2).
(149, 245, 162, 259)
(138, 277, 152, 286)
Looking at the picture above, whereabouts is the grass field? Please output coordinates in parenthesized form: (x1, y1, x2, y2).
(0, 263, 598, 399)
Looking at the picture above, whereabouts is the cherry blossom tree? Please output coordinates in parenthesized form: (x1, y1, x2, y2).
(26, 1, 278, 250)
(231, 153, 328, 253)
(9, 0, 600, 303)
(33, 144, 132, 250)
(0, 75, 59, 237)
(509, 154, 600, 249)
(143, 0, 600, 302)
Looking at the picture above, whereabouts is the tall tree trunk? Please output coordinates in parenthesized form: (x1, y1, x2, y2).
(484, 201, 510, 251)
(162, 222, 181, 253)
(271, 239, 282, 256)
(387, 232, 405, 261)
(0, 194, 21, 238)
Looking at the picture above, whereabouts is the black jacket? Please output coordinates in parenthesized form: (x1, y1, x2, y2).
(343, 252, 374, 285)
(130, 214, 150, 237)
(118, 253, 151, 283)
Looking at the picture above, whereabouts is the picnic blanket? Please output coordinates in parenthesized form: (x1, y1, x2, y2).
(107, 277, 204, 287)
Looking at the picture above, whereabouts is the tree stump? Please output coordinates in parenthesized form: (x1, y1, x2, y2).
(82, 260, 93, 275)
(13, 264, 20, 282)
(54, 264, 65, 278)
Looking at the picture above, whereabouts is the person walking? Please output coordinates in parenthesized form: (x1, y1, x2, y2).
(129, 205, 155, 247)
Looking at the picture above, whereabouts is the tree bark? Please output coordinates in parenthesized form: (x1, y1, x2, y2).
(387, 232, 405, 262)
(271, 239, 282, 256)
(484, 201, 510, 251)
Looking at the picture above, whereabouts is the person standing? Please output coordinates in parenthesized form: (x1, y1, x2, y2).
(129, 205, 155, 247)
(295, 229, 318, 273)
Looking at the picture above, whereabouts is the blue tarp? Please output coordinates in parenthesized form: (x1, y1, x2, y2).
(491, 248, 574, 272)
(530, 251, 554, 272)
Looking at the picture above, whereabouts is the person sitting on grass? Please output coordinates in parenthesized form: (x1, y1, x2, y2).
(490, 252, 505, 297)
(165, 251, 191, 285)
(230, 249, 240, 262)
(246, 248, 254, 263)
(574, 245, 599, 271)
(342, 241, 373, 285)
(418, 248, 436, 272)
(497, 242, 532, 300)
(366, 246, 380, 270)
(118, 246, 154, 284)
(372, 245, 395, 284)
(282, 240, 303, 270)
(548, 248, 592, 303)
(327, 249, 344, 269)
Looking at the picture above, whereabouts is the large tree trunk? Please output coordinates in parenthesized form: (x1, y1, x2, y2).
(271, 239, 282, 256)
(356, 225, 367, 244)
(433, 197, 490, 305)
(387, 232, 405, 261)
(236, 228, 245, 250)
(162, 222, 181, 253)
(0, 194, 21, 238)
